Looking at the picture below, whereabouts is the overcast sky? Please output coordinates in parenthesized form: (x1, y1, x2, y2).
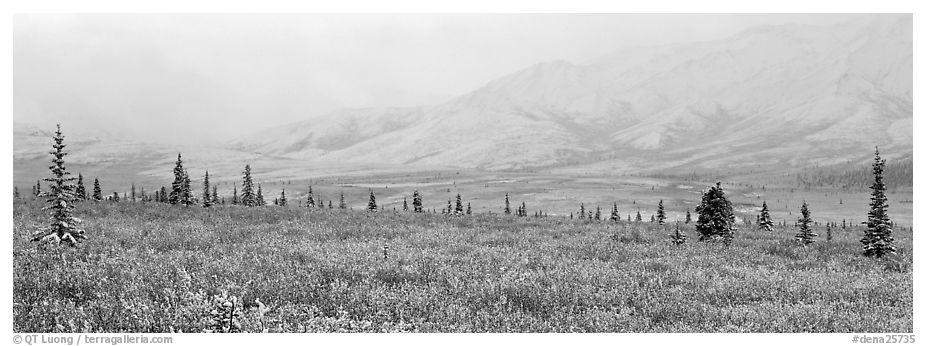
(14, 13, 863, 144)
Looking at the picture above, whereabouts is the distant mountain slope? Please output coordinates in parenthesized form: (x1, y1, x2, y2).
(234, 15, 912, 171)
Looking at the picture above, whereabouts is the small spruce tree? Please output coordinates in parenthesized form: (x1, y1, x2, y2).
(306, 185, 316, 208)
(504, 193, 511, 215)
(339, 192, 347, 209)
(656, 200, 666, 225)
(403, 197, 409, 211)
(466, 202, 472, 215)
(92, 178, 103, 201)
(455, 194, 464, 215)
(670, 222, 687, 247)
(256, 184, 265, 206)
(795, 201, 817, 246)
(758, 201, 774, 232)
(610, 203, 620, 222)
(202, 171, 213, 208)
(368, 191, 378, 212)
(75, 173, 87, 200)
(279, 189, 287, 206)
(685, 208, 692, 224)
(241, 165, 256, 206)
(412, 190, 423, 213)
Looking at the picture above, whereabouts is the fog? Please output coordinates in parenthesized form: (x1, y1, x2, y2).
(14, 13, 862, 144)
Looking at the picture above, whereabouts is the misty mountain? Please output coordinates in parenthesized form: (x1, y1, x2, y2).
(234, 15, 911, 172)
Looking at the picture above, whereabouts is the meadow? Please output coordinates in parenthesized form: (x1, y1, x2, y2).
(12, 198, 913, 333)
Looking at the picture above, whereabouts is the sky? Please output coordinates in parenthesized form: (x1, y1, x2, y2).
(14, 13, 864, 144)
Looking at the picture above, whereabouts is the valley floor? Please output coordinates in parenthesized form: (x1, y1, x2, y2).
(12, 200, 912, 333)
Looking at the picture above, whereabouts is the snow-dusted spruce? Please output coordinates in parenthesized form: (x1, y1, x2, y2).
(695, 182, 736, 245)
(240, 165, 256, 206)
(757, 201, 774, 232)
(862, 147, 896, 257)
(656, 200, 666, 225)
(454, 194, 464, 215)
(795, 201, 817, 246)
(305, 185, 315, 208)
(367, 191, 377, 212)
(31, 124, 87, 246)
(278, 189, 287, 206)
(579, 203, 585, 219)
(610, 203, 620, 222)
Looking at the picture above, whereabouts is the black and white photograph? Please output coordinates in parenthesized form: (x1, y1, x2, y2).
(7, 1, 921, 344)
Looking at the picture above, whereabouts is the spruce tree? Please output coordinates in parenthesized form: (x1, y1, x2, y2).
(446, 199, 452, 215)
(595, 206, 601, 221)
(279, 189, 287, 206)
(412, 190, 423, 213)
(241, 165, 255, 206)
(202, 171, 213, 208)
(131, 182, 136, 202)
(656, 200, 666, 225)
(467, 202, 472, 215)
(795, 201, 816, 246)
(455, 194, 464, 215)
(650, 214, 655, 223)
(232, 186, 239, 205)
(504, 193, 511, 215)
(579, 203, 586, 219)
(35, 179, 41, 197)
(635, 210, 642, 222)
(212, 185, 218, 205)
(328, 200, 333, 209)
(256, 184, 265, 206)
(75, 173, 86, 200)
(112, 192, 120, 202)
(403, 197, 409, 211)
(92, 178, 103, 201)
(758, 201, 774, 232)
(862, 147, 896, 257)
(31, 124, 86, 245)
(521, 202, 526, 217)
(609, 203, 619, 222)
(368, 191, 377, 212)
(826, 224, 833, 242)
(670, 222, 687, 247)
(306, 185, 316, 208)
(685, 208, 691, 224)
(694, 182, 736, 244)
(14, 186, 20, 199)
(339, 192, 347, 209)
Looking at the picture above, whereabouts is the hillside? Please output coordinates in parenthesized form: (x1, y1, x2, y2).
(234, 15, 912, 171)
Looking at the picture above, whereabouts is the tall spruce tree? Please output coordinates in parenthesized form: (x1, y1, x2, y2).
(131, 182, 136, 202)
(202, 171, 213, 208)
(795, 201, 817, 246)
(279, 189, 287, 206)
(412, 190, 423, 213)
(367, 191, 377, 211)
(75, 173, 87, 200)
(656, 200, 666, 225)
(306, 185, 316, 208)
(241, 165, 256, 206)
(694, 182, 736, 244)
(758, 201, 774, 232)
(92, 178, 103, 201)
(862, 147, 896, 257)
(31, 124, 86, 245)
